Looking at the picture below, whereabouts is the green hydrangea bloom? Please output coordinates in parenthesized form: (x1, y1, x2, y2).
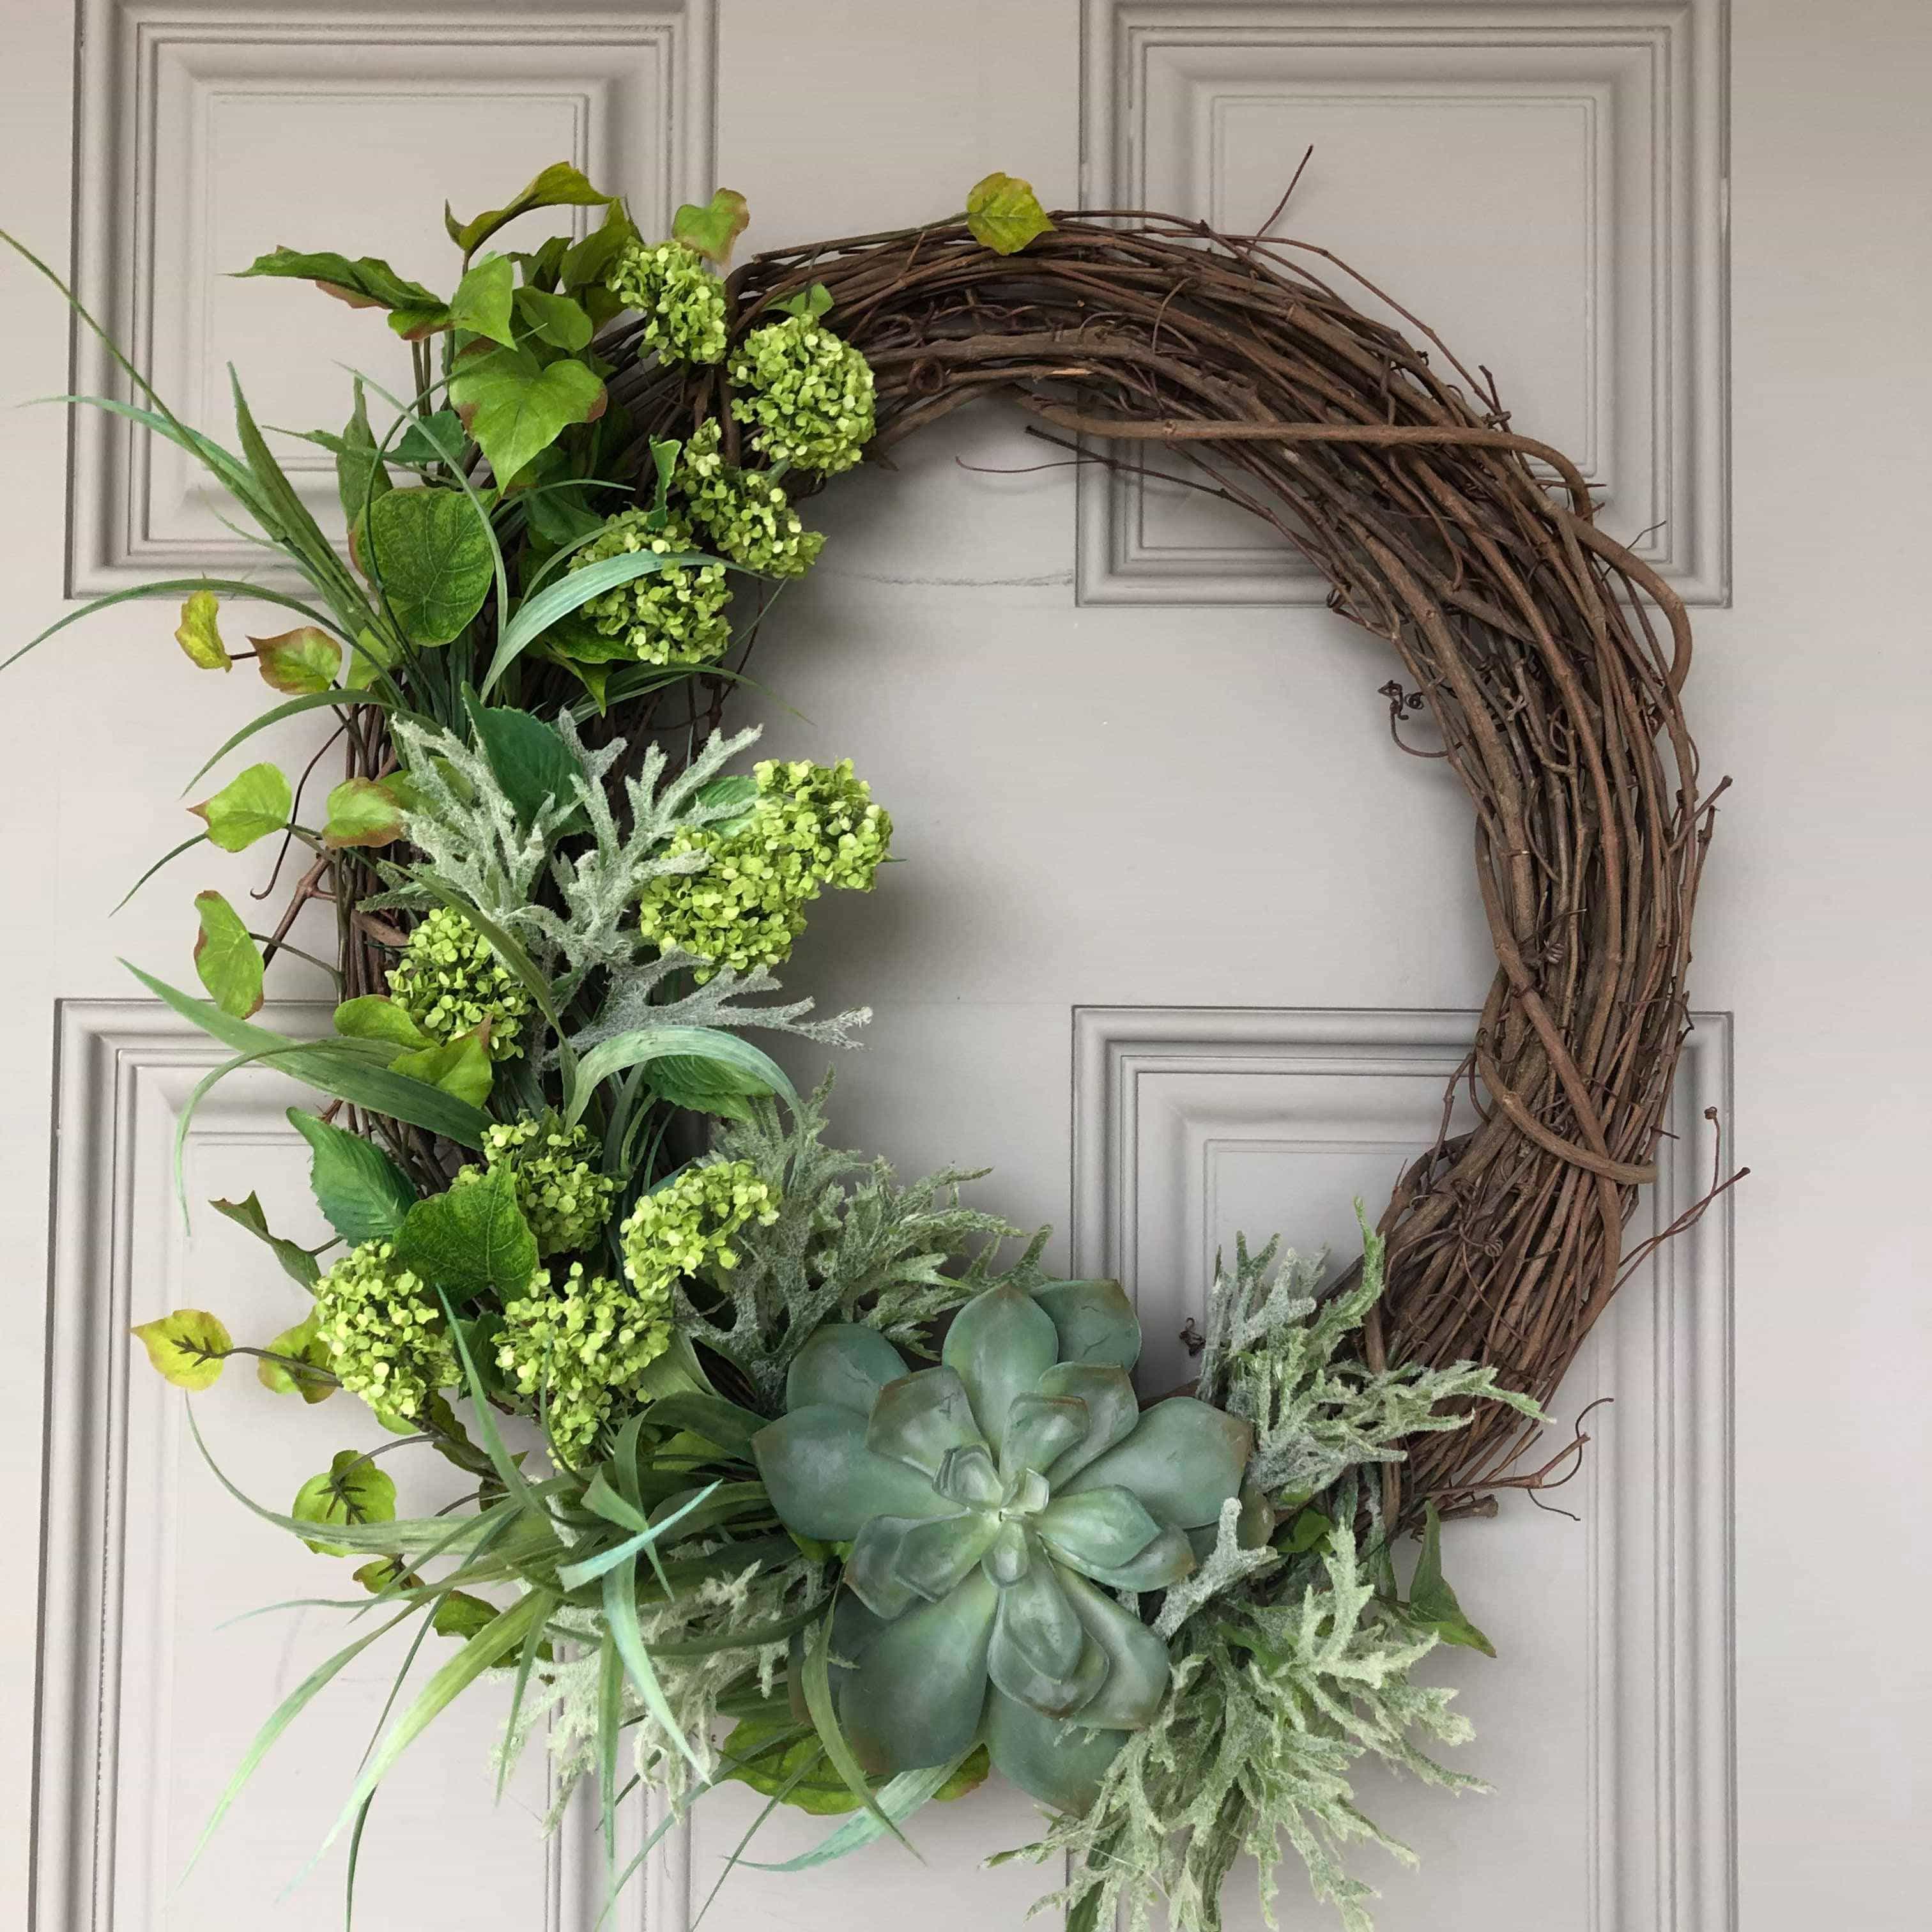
(620, 1160, 778, 1298)
(566, 509, 733, 667)
(634, 758, 893, 977)
(729, 314, 877, 475)
(497, 1262, 670, 1459)
(675, 418, 825, 578)
(312, 1239, 456, 1422)
(454, 1117, 617, 1259)
(607, 239, 728, 364)
(387, 906, 530, 1061)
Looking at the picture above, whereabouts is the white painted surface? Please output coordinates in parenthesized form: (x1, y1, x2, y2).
(4, 3, 1927, 1929)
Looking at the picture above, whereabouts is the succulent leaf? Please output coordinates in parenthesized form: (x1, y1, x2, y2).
(1057, 1569, 1171, 1729)
(1060, 1396, 1253, 1529)
(1036, 1360, 1140, 1480)
(785, 1322, 908, 1414)
(1036, 1485, 1164, 1574)
(838, 1572, 996, 1774)
(1073, 1522, 1199, 1592)
(867, 1365, 986, 1475)
(987, 1558, 1089, 1714)
(844, 1514, 928, 1619)
(753, 1404, 954, 1539)
(933, 1440, 1004, 1510)
(999, 1391, 1088, 1481)
(894, 1511, 1001, 1604)
(984, 1689, 1126, 1816)
(940, 1283, 1057, 1452)
(1032, 1278, 1142, 1370)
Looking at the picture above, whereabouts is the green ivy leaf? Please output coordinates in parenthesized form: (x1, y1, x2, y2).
(251, 625, 341, 694)
(390, 1029, 494, 1107)
(444, 162, 613, 259)
(448, 253, 517, 346)
(647, 1052, 772, 1123)
(449, 347, 606, 487)
(192, 889, 264, 1018)
(391, 409, 469, 468)
(189, 762, 291, 852)
(364, 487, 494, 645)
(965, 172, 1054, 255)
(287, 1106, 418, 1244)
(335, 377, 393, 529)
(292, 1450, 397, 1557)
(210, 1191, 321, 1289)
(131, 1309, 231, 1389)
(1407, 1502, 1496, 1657)
(258, 1310, 335, 1403)
(671, 189, 750, 264)
(235, 247, 447, 337)
(321, 774, 411, 849)
(772, 282, 834, 323)
(174, 588, 229, 671)
(333, 995, 433, 1051)
(392, 1161, 535, 1299)
(512, 286, 594, 352)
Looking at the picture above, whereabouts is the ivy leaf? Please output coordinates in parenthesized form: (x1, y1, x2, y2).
(258, 1310, 335, 1403)
(192, 889, 264, 1018)
(251, 625, 341, 694)
(1407, 1502, 1496, 1657)
(210, 1191, 321, 1289)
(335, 377, 392, 529)
(364, 487, 494, 645)
(131, 1309, 232, 1390)
(322, 774, 411, 849)
(392, 410, 469, 467)
(512, 286, 594, 351)
(671, 189, 750, 264)
(965, 172, 1054, 255)
(448, 253, 516, 347)
(560, 201, 639, 293)
(390, 1029, 494, 1107)
(333, 995, 433, 1051)
(190, 762, 291, 852)
(448, 346, 606, 487)
(392, 1161, 535, 1299)
(772, 282, 834, 323)
(647, 1052, 772, 1123)
(292, 1450, 397, 1557)
(287, 1106, 418, 1244)
(444, 162, 613, 258)
(174, 588, 229, 671)
(235, 247, 447, 337)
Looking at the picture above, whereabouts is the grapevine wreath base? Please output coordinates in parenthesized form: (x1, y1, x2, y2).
(11, 165, 1724, 1930)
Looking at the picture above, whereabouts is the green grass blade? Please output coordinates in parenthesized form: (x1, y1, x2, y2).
(601, 1563, 708, 1775)
(566, 1026, 796, 1128)
(482, 549, 709, 698)
(113, 831, 209, 915)
(801, 1604, 917, 1857)
(42, 392, 264, 510)
(556, 1479, 721, 1591)
(123, 960, 488, 1147)
(740, 1751, 969, 1872)
(183, 687, 394, 793)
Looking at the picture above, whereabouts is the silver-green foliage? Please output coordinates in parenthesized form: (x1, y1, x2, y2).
(677, 1079, 1051, 1406)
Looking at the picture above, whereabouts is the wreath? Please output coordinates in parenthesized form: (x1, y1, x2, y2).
(10, 162, 1722, 1931)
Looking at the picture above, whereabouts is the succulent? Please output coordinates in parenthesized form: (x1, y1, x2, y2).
(753, 1280, 1252, 1813)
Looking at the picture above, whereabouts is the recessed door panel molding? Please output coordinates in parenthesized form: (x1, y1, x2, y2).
(1077, 2, 1729, 606)
(65, 1, 717, 594)
(1071, 1004, 1735, 1929)
(33, 1000, 682, 1932)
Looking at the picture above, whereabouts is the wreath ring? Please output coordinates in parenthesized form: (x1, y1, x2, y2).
(609, 210, 1716, 1521)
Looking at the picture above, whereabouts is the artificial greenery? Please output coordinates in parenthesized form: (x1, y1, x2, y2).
(8, 159, 1541, 1932)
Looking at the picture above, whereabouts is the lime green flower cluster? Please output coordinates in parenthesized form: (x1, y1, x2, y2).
(387, 907, 530, 1061)
(620, 1160, 778, 1297)
(636, 757, 893, 977)
(728, 314, 876, 475)
(496, 1262, 668, 1459)
(566, 509, 733, 666)
(456, 1117, 617, 1259)
(312, 1239, 455, 1422)
(607, 239, 728, 364)
(675, 418, 825, 578)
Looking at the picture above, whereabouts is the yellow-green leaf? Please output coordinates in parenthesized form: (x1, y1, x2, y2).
(192, 889, 264, 1018)
(131, 1308, 233, 1390)
(965, 172, 1054, 255)
(671, 188, 749, 264)
(189, 762, 292, 852)
(448, 253, 517, 347)
(322, 774, 410, 848)
(257, 1310, 335, 1404)
(293, 1450, 398, 1557)
(445, 162, 613, 258)
(333, 994, 432, 1050)
(344, 627, 394, 693)
(174, 588, 229, 671)
(252, 626, 341, 694)
(391, 1027, 494, 1107)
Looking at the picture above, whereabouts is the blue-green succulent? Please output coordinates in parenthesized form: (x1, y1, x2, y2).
(753, 1280, 1252, 1813)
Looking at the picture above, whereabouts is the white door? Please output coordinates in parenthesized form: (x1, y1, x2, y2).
(4, 3, 1925, 1929)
